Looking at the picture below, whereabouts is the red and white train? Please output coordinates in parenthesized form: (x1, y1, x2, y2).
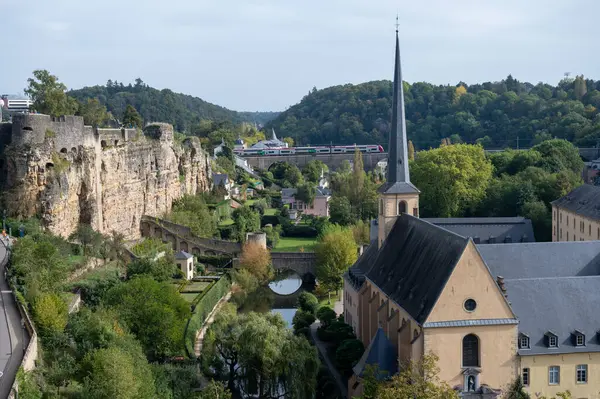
(233, 144, 384, 157)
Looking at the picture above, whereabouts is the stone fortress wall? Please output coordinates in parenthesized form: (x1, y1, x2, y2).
(0, 113, 211, 239)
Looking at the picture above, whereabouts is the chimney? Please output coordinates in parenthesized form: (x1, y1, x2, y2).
(504, 235, 512, 243)
(520, 234, 528, 243)
(489, 235, 496, 244)
(497, 276, 507, 297)
(473, 236, 480, 244)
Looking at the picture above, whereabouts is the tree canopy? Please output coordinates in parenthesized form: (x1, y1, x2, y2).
(315, 224, 358, 291)
(266, 76, 600, 149)
(25, 69, 79, 116)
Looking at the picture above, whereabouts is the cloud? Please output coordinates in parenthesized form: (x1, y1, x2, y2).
(2, 0, 599, 111)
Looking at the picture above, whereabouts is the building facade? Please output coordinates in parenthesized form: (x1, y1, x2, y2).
(552, 184, 600, 242)
(281, 185, 331, 218)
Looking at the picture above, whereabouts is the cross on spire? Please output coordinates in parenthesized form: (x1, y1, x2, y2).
(395, 14, 399, 33)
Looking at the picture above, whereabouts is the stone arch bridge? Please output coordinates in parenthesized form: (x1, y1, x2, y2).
(270, 252, 316, 281)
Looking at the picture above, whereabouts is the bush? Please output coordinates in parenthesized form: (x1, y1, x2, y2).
(316, 306, 337, 328)
(218, 225, 235, 240)
(297, 292, 319, 315)
(195, 255, 232, 268)
(184, 274, 231, 357)
(292, 310, 316, 335)
(327, 320, 355, 344)
(283, 225, 318, 238)
(260, 215, 280, 227)
(335, 339, 365, 376)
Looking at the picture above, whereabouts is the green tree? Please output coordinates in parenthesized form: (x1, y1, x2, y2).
(82, 346, 156, 399)
(316, 306, 337, 328)
(25, 69, 79, 116)
(168, 195, 218, 238)
(126, 258, 177, 282)
(335, 339, 364, 375)
(377, 353, 459, 399)
(315, 224, 357, 292)
(302, 160, 328, 182)
(352, 149, 365, 206)
(328, 196, 354, 226)
(79, 98, 109, 126)
(531, 139, 584, 174)
(283, 137, 294, 147)
(103, 277, 191, 359)
(122, 104, 143, 128)
(232, 206, 260, 242)
(202, 311, 319, 398)
(297, 291, 319, 315)
(198, 381, 232, 399)
(294, 183, 316, 206)
(32, 292, 68, 336)
(352, 220, 370, 245)
(412, 144, 493, 217)
(505, 378, 530, 399)
(69, 223, 102, 256)
(292, 310, 316, 335)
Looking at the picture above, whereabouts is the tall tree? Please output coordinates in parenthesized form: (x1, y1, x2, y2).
(25, 69, 79, 116)
(232, 206, 260, 242)
(202, 311, 319, 398)
(69, 224, 102, 256)
(315, 224, 357, 291)
(411, 144, 493, 217)
(79, 98, 108, 126)
(239, 241, 273, 284)
(408, 140, 415, 161)
(122, 104, 143, 128)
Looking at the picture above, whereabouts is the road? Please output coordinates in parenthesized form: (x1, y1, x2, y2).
(0, 241, 29, 399)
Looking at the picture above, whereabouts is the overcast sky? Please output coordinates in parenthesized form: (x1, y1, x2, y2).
(2, 0, 598, 111)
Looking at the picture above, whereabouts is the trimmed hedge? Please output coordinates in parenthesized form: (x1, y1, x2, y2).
(218, 225, 234, 240)
(184, 274, 231, 357)
(260, 215, 280, 227)
(283, 225, 318, 238)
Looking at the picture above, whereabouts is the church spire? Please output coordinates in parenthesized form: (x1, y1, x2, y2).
(379, 23, 418, 194)
(272, 128, 278, 141)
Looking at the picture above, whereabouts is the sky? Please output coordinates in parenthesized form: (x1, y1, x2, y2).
(2, 0, 598, 111)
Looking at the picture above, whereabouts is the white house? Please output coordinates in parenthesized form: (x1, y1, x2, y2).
(175, 251, 194, 280)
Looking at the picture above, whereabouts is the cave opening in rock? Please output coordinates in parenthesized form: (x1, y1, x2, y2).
(60, 148, 67, 154)
(78, 182, 93, 225)
(101, 140, 107, 149)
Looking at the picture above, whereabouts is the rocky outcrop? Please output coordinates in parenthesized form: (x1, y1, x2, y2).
(0, 115, 211, 239)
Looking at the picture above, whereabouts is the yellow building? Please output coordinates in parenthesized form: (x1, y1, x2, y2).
(552, 184, 600, 242)
(345, 28, 600, 399)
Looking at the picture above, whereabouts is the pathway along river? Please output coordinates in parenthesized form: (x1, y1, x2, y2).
(237, 270, 314, 327)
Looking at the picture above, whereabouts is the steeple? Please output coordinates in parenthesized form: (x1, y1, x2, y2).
(378, 24, 419, 195)
(272, 128, 278, 141)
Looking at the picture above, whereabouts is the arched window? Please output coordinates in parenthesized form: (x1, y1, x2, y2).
(463, 334, 480, 367)
(397, 201, 407, 215)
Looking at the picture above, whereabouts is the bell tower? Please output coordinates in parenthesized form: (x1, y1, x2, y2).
(377, 25, 420, 248)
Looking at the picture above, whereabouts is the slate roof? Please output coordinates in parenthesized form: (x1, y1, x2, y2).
(424, 217, 535, 244)
(365, 215, 468, 324)
(345, 240, 379, 290)
(552, 184, 600, 221)
(352, 327, 398, 379)
(377, 181, 420, 194)
(281, 187, 330, 199)
(477, 241, 600, 279)
(506, 276, 600, 355)
(175, 251, 193, 260)
(212, 173, 229, 186)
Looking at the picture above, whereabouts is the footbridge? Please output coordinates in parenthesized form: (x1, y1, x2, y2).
(140, 216, 242, 256)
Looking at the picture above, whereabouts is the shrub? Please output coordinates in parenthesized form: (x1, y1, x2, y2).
(297, 292, 319, 315)
(327, 320, 355, 345)
(260, 215, 280, 227)
(335, 339, 365, 376)
(292, 310, 316, 335)
(316, 306, 337, 328)
(283, 225, 318, 238)
(195, 255, 232, 268)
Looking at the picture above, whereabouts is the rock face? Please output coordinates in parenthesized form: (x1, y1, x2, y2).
(0, 114, 211, 239)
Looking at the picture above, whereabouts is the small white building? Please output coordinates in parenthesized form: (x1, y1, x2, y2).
(175, 251, 194, 280)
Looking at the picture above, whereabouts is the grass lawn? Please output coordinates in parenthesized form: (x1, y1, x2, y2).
(181, 281, 211, 293)
(274, 237, 317, 252)
(181, 292, 200, 303)
(264, 208, 277, 216)
(219, 218, 234, 227)
(245, 199, 256, 206)
(318, 290, 342, 308)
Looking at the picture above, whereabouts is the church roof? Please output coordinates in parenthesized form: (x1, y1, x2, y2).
(552, 184, 600, 221)
(380, 30, 412, 194)
(424, 217, 535, 244)
(345, 240, 379, 290)
(352, 327, 398, 379)
(365, 215, 468, 324)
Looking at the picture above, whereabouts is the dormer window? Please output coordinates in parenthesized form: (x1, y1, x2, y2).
(574, 330, 586, 347)
(519, 334, 530, 349)
(545, 331, 559, 348)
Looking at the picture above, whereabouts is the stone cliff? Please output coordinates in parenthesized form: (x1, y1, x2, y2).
(0, 114, 211, 239)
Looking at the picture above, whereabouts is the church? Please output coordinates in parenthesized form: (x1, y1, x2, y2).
(345, 29, 600, 399)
